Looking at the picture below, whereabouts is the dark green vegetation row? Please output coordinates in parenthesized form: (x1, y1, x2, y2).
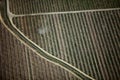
(9, 0, 120, 14)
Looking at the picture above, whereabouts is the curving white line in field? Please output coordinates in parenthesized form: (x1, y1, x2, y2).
(5, 0, 95, 80)
(1, 16, 86, 80)
(5, 0, 120, 79)
(4, 0, 95, 80)
(6, 1, 32, 80)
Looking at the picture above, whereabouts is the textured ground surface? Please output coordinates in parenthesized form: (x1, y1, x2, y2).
(0, 0, 120, 80)
(9, 0, 120, 14)
(0, 24, 79, 80)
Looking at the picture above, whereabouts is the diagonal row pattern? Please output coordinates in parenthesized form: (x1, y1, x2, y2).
(0, 24, 80, 80)
(12, 9, 120, 79)
(1, 0, 120, 79)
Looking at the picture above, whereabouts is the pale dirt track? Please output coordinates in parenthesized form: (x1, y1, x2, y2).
(0, 0, 120, 80)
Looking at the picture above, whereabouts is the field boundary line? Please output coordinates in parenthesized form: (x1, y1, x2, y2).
(10, 8, 120, 17)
